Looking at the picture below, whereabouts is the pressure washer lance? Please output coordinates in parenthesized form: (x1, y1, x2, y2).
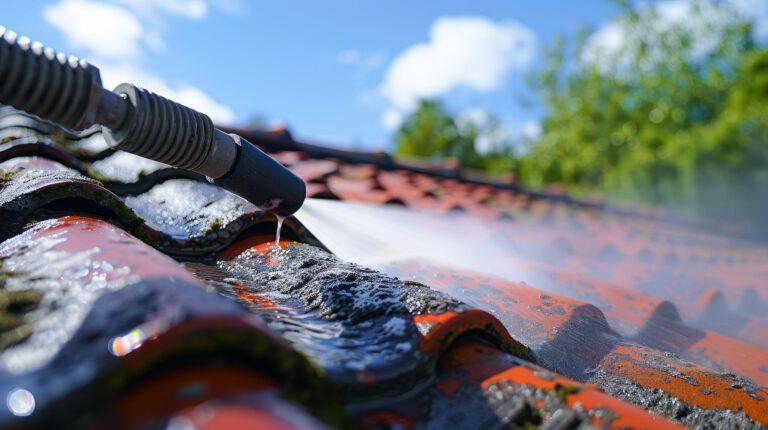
(0, 26, 305, 216)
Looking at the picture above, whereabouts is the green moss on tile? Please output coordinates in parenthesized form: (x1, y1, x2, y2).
(0, 260, 38, 352)
(0, 313, 23, 332)
(0, 324, 33, 351)
(554, 383, 582, 401)
(1, 290, 43, 312)
(0, 168, 19, 187)
(501, 330, 536, 363)
(96, 189, 147, 232)
(82, 165, 114, 183)
(204, 219, 224, 234)
(48, 132, 77, 152)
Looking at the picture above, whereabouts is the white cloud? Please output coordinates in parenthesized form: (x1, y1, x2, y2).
(110, 0, 214, 54)
(520, 120, 542, 140)
(211, 0, 247, 14)
(338, 50, 363, 65)
(43, 0, 236, 124)
(43, 0, 144, 59)
(356, 88, 381, 107)
(457, 107, 491, 129)
(42, 0, 216, 58)
(100, 63, 235, 123)
(153, 0, 208, 19)
(143, 30, 165, 52)
(380, 17, 536, 113)
(381, 109, 403, 130)
(338, 49, 387, 76)
(583, 23, 624, 64)
(115, 0, 209, 21)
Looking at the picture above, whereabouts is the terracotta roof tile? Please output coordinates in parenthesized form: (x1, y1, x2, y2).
(739, 317, 768, 347)
(326, 176, 393, 204)
(593, 344, 768, 424)
(0, 108, 766, 428)
(110, 381, 336, 430)
(337, 164, 377, 180)
(290, 159, 339, 183)
(0, 216, 348, 428)
(362, 338, 684, 429)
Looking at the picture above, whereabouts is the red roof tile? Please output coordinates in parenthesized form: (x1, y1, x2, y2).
(0, 108, 766, 428)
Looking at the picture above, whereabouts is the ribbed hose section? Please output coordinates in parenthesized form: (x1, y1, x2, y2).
(104, 83, 214, 171)
(0, 26, 99, 130)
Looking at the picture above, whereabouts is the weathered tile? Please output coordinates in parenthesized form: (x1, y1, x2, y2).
(0, 217, 348, 429)
(193, 242, 531, 401)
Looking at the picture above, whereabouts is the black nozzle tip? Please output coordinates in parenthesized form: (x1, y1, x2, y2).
(213, 135, 306, 217)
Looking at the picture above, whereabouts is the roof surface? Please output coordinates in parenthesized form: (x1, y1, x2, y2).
(0, 107, 766, 429)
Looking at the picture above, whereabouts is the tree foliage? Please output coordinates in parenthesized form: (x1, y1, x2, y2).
(394, 0, 768, 224)
(394, 100, 482, 169)
(394, 100, 517, 173)
(522, 0, 767, 212)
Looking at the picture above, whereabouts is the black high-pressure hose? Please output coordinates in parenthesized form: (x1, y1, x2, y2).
(0, 26, 306, 216)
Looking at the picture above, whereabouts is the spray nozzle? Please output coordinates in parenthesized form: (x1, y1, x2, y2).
(0, 26, 306, 216)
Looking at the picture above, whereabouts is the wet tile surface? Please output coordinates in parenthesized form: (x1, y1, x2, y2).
(0, 108, 766, 429)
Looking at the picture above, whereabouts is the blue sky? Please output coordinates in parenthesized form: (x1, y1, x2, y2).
(2, 0, 766, 150)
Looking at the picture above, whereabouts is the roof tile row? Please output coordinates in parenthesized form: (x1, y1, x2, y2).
(0, 108, 766, 428)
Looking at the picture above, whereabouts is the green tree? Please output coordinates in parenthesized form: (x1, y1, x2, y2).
(394, 99, 518, 173)
(521, 0, 768, 223)
(394, 99, 484, 169)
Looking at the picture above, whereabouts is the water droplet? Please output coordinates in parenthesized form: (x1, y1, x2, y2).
(108, 318, 172, 356)
(109, 328, 147, 356)
(7, 388, 35, 416)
